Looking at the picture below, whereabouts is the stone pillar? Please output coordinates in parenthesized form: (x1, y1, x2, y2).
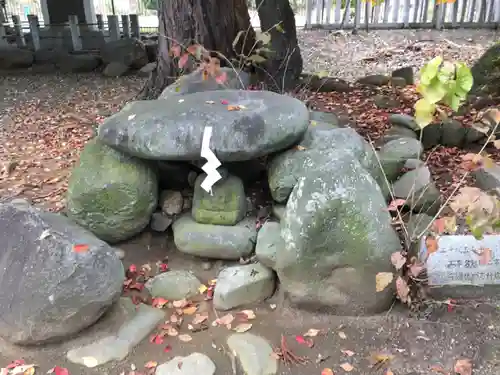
(82, 0, 97, 29)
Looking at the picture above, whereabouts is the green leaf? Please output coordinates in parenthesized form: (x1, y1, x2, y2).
(420, 78, 447, 104)
(420, 56, 443, 85)
(414, 98, 436, 128)
(471, 226, 485, 240)
(316, 70, 329, 78)
(247, 54, 267, 63)
(256, 31, 271, 46)
(443, 93, 461, 112)
(276, 22, 284, 33)
(455, 62, 473, 93)
(437, 61, 455, 83)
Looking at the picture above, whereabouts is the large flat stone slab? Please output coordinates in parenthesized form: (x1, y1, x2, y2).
(420, 234, 500, 298)
(98, 90, 309, 162)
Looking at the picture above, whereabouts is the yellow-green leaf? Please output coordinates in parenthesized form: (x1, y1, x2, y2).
(232, 30, 246, 52)
(455, 62, 473, 92)
(256, 31, 271, 45)
(437, 61, 455, 83)
(420, 56, 443, 85)
(247, 54, 267, 63)
(414, 98, 436, 128)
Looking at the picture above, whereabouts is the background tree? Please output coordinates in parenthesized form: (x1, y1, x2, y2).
(139, 0, 303, 99)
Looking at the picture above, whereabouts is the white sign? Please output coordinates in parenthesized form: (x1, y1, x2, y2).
(420, 235, 500, 286)
(200, 126, 222, 194)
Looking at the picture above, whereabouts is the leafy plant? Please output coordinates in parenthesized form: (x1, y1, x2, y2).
(414, 56, 473, 128)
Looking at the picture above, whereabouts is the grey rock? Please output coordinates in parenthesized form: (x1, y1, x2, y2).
(192, 174, 246, 225)
(150, 212, 173, 232)
(277, 158, 401, 315)
(378, 138, 423, 181)
(441, 119, 466, 147)
(160, 190, 184, 215)
(373, 94, 399, 109)
(392, 166, 442, 215)
(100, 37, 148, 68)
(309, 110, 340, 127)
(159, 67, 250, 100)
(473, 162, 500, 191)
(0, 46, 34, 68)
(421, 123, 442, 149)
(268, 127, 384, 202)
(103, 61, 129, 77)
(272, 204, 286, 221)
(98, 90, 310, 162)
(406, 213, 434, 241)
(356, 74, 390, 86)
(182, 197, 192, 211)
(255, 222, 282, 269)
(390, 76, 407, 87)
(306, 75, 352, 93)
(145, 270, 202, 300)
(66, 139, 158, 244)
(382, 125, 418, 143)
(404, 158, 425, 170)
(227, 333, 278, 375)
(391, 66, 414, 85)
(137, 62, 156, 77)
(0, 201, 124, 344)
(172, 214, 257, 260)
(188, 171, 198, 187)
(67, 299, 164, 367)
(156, 353, 216, 375)
(56, 54, 100, 73)
(388, 114, 420, 132)
(464, 126, 486, 144)
(34, 48, 61, 65)
(213, 263, 275, 310)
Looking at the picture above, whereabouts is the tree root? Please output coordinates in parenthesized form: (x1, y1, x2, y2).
(273, 335, 309, 366)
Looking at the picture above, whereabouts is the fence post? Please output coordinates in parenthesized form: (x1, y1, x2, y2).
(107, 15, 120, 41)
(12, 15, 26, 48)
(354, 0, 361, 29)
(121, 14, 130, 37)
(96, 14, 104, 32)
(305, 0, 313, 28)
(129, 14, 140, 38)
(28, 15, 41, 50)
(68, 15, 82, 51)
(0, 22, 7, 46)
(434, 2, 444, 29)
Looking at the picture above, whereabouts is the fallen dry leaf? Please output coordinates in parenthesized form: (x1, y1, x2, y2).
(144, 361, 157, 369)
(425, 236, 439, 257)
(295, 335, 314, 348)
(216, 313, 234, 326)
(395, 276, 410, 303)
(369, 352, 394, 369)
(152, 298, 169, 308)
(340, 363, 354, 372)
(390, 251, 407, 270)
(304, 328, 321, 337)
(73, 244, 89, 253)
(233, 323, 253, 333)
(173, 299, 189, 308)
(239, 309, 256, 320)
(296, 145, 307, 151)
(385, 369, 394, 375)
(430, 364, 450, 374)
(178, 334, 193, 342)
(454, 358, 472, 375)
(182, 306, 198, 315)
(227, 105, 242, 111)
(192, 312, 209, 325)
(341, 349, 355, 357)
(321, 369, 334, 375)
(387, 198, 406, 211)
(49, 367, 69, 375)
(338, 331, 347, 339)
(198, 284, 208, 294)
(375, 272, 394, 292)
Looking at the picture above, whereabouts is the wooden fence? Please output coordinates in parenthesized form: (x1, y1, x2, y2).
(303, 0, 500, 29)
(0, 14, 143, 51)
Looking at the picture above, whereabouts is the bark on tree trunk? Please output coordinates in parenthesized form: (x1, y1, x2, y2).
(256, 0, 303, 92)
(138, 0, 256, 100)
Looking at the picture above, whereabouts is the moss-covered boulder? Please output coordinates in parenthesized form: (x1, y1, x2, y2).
(471, 43, 500, 95)
(66, 138, 158, 243)
(277, 157, 401, 315)
(192, 174, 246, 225)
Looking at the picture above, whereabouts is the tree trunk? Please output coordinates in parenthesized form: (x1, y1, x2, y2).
(139, 0, 256, 100)
(256, 0, 303, 92)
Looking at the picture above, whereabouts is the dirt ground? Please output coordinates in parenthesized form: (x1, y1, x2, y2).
(1, 29, 500, 374)
(1, 231, 500, 375)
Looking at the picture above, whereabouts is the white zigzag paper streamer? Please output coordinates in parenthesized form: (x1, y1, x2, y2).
(200, 126, 222, 194)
